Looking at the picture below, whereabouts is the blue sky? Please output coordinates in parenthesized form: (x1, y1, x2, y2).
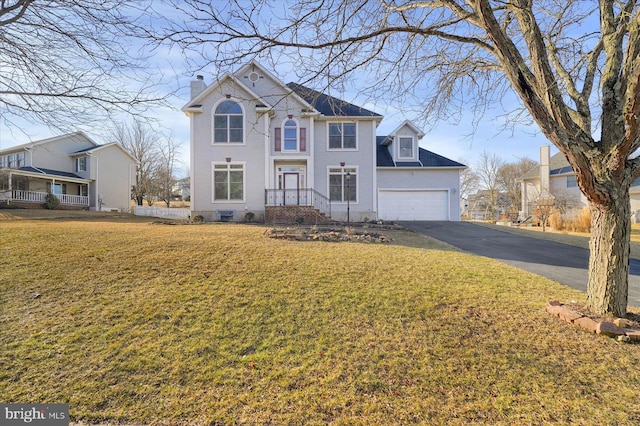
(0, 58, 554, 176)
(0, 4, 560, 176)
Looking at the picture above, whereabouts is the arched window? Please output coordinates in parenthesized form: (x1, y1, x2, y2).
(283, 120, 298, 151)
(214, 100, 243, 143)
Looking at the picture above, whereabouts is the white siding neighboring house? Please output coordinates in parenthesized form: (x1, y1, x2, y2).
(520, 145, 640, 220)
(0, 131, 136, 212)
(183, 61, 465, 223)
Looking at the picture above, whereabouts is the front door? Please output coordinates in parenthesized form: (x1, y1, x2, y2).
(283, 172, 299, 205)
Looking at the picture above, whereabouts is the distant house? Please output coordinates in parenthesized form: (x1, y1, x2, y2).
(182, 60, 466, 223)
(172, 177, 190, 200)
(520, 145, 640, 219)
(0, 132, 136, 212)
(465, 190, 511, 221)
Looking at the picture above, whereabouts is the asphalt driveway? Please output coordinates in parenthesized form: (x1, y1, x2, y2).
(401, 221, 640, 308)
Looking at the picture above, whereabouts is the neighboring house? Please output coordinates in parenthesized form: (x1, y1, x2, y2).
(0, 132, 136, 212)
(182, 61, 465, 223)
(172, 177, 190, 200)
(466, 190, 512, 221)
(520, 145, 640, 219)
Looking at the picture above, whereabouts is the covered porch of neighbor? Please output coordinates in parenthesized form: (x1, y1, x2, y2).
(0, 167, 90, 208)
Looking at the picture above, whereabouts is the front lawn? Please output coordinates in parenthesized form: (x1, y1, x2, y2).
(1, 218, 640, 424)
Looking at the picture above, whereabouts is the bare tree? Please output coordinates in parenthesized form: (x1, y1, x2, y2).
(532, 189, 579, 232)
(497, 157, 538, 214)
(155, 135, 181, 208)
(157, 0, 640, 316)
(109, 120, 160, 206)
(458, 158, 480, 218)
(475, 151, 505, 219)
(0, 1, 165, 135)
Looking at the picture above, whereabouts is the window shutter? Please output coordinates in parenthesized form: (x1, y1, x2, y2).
(300, 128, 306, 152)
(275, 128, 281, 151)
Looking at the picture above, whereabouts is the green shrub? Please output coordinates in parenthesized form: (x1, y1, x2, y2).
(43, 192, 60, 210)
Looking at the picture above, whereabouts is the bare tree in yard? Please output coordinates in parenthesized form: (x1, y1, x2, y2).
(497, 157, 538, 214)
(458, 158, 480, 218)
(155, 136, 181, 208)
(476, 151, 505, 219)
(0, 1, 163, 135)
(157, 0, 640, 316)
(534, 195, 556, 233)
(109, 120, 160, 206)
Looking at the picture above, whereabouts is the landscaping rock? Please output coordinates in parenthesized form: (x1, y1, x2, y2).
(574, 316, 599, 334)
(545, 301, 564, 317)
(265, 227, 391, 243)
(624, 329, 640, 342)
(596, 322, 627, 337)
(613, 318, 630, 328)
(557, 306, 584, 323)
(617, 335, 631, 343)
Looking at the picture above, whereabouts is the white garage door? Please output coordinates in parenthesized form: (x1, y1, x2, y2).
(378, 190, 449, 221)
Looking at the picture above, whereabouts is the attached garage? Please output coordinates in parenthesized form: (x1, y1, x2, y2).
(378, 189, 449, 221)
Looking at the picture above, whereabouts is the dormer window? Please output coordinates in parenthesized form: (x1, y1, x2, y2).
(399, 137, 414, 159)
(76, 156, 87, 172)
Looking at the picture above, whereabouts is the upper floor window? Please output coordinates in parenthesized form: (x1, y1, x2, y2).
(283, 120, 298, 151)
(214, 100, 243, 144)
(328, 122, 356, 150)
(567, 175, 577, 188)
(398, 137, 414, 159)
(76, 156, 87, 172)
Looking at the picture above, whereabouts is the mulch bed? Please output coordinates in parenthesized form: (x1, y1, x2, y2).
(264, 227, 392, 243)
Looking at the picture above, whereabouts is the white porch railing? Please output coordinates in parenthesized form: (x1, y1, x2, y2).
(134, 205, 191, 220)
(9, 190, 89, 206)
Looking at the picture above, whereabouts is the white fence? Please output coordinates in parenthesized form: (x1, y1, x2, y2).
(7, 190, 89, 206)
(134, 205, 191, 220)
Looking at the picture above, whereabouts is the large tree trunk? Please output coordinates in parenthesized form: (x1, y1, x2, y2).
(587, 188, 631, 317)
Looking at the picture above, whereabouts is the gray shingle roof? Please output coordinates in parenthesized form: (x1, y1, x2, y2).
(286, 83, 382, 117)
(376, 137, 466, 168)
(18, 166, 83, 179)
(521, 151, 569, 179)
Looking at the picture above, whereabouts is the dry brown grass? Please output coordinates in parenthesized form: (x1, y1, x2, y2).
(1, 213, 640, 424)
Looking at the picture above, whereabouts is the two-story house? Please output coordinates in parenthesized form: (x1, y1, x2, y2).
(521, 145, 640, 220)
(183, 61, 465, 223)
(0, 132, 136, 212)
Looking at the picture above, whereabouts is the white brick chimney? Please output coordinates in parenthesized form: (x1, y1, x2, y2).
(190, 75, 207, 99)
(540, 145, 550, 197)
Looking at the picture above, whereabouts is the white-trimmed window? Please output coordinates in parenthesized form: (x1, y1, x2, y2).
(329, 167, 357, 202)
(328, 122, 356, 150)
(398, 137, 414, 159)
(567, 175, 577, 188)
(47, 183, 67, 195)
(213, 162, 245, 201)
(76, 156, 87, 172)
(213, 100, 243, 144)
(0, 156, 6, 168)
(283, 120, 298, 151)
